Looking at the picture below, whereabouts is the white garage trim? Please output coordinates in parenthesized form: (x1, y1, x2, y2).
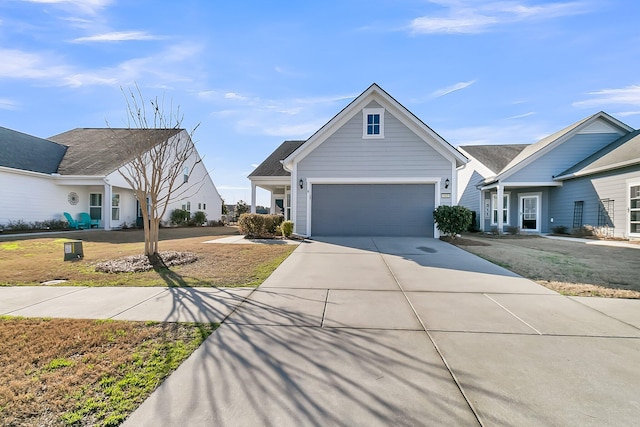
(304, 177, 442, 238)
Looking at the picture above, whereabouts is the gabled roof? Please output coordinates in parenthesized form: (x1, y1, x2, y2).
(555, 129, 640, 180)
(459, 144, 529, 174)
(490, 111, 633, 182)
(0, 126, 67, 174)
(50, 128, 181, 176)
(248, 140, 305, 178)
(282, 83, 467, 170)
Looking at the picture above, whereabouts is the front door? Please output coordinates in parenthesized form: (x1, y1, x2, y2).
(520, 194, 540, 232)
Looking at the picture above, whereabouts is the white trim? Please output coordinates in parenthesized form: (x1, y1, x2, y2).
(628, 179, 640, 238)
(491, 191, 511, 226)
(554, 159, 640, 181)
(362, 107, 385, 139)
(304, 177, 442, 238)
(518, 192, 542, 233)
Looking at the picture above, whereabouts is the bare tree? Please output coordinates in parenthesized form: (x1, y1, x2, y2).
(108, 85, 202, 259)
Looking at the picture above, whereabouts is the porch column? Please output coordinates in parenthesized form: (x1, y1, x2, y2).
(497, 184, 504, 234)
(103, 182, 112, 230)
(479, 190, 485, 232)
(250, 182, 257, 214)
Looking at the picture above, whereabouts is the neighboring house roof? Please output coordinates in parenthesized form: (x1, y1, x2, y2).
(459, 144, 529, 174)
(49, 128, 181, 176)
(0, 126, 67, 174)
(249, 140, 305, 177)
(282, 83, 467, 170)
(555, 129, 640, 180)
(484, 111, 633, 184)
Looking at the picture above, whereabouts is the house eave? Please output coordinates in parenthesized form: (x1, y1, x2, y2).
(554, 158, 640, 181)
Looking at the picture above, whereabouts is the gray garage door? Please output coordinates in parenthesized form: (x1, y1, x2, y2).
(311, 184, 435, 236)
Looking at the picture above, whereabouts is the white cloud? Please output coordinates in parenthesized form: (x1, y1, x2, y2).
(224, 92, 248, 101)
(573, 85, 640, 107)
(506, 111, 535, 119)
(73, 31, 161, 43)
(444, 122, 550, 146)
(613, 111, 640, 117)
(410, 1, 589, 34)
(250, 164, 259, 168)
(431, 80, 476, 98)
(0, 98, 19, 110)
(20, 0, 112, 15)
(0, 43, 202, 88)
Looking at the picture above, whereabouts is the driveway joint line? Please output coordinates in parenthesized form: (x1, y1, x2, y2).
(2, 286, 89, 315)
(568, 296, 640, 332)
(320, 289, 329, 328)
(372, 238, 484, 427)
(483, 293, 543, 335)
(107, 288, 171, 320)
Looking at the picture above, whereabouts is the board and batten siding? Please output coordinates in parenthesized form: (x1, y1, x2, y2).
(506, 133, 622, 183)
(548, 166, 640, 238)
(294, 104, 453, 234)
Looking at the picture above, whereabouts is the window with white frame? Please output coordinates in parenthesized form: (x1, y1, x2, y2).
(111, 193, 120, 221)
(630, 184, 640, 234)
(362, 108, 384, 138)
(90, 193, 102, 220)
(491, 193, 510, 225)
(183, 166, 189, 183)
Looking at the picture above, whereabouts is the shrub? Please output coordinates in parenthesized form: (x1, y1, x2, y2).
(433, 205, 473, 238)
(170, 209, 189, 226)
(506, 225, 520, 235)
(281, 220, 294, 238)
(467, 211, 480, 232)
(551, 225, 569, 235)
(572, 225, 595, 237)
(190, 211, 207, 226)
(238, 213, 284, 238)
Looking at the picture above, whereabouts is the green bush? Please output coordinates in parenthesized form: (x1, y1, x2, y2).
(238, 214, 284, 238)
(170, 209, 189, 225)
(280, 220, 294, 237)
(190, 211, 207, 226)
(433, 205, 473, 238)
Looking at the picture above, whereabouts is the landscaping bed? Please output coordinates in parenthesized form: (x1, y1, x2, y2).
(448, 234, 640, 298)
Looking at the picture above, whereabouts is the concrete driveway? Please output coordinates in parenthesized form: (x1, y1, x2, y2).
(124, 237, 640, 426)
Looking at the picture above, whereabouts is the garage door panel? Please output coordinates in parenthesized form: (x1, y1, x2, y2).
(311, 184, 434, 237)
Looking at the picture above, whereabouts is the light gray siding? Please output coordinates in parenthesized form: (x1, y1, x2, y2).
(295, 105, 453, 234)
(506, 133, 622, 183)
(549, 166, 640, 237)
(458, 170, 484, 228)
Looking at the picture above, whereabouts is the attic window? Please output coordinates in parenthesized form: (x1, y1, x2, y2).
(363, 108, 384, 139)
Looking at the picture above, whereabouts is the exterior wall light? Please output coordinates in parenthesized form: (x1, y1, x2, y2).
(444, 178, 450, 189)
(299, 179, 304, 189)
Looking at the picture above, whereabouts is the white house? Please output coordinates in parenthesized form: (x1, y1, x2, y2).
(249, 83, 467, 238)
(0, 126, 222, 229)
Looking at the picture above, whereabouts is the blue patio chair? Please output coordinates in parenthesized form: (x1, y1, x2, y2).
(63, 212, 80, 229)
(79, 212, 99, 228)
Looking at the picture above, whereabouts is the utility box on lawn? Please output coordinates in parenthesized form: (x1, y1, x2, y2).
(64, 240, 84, 261)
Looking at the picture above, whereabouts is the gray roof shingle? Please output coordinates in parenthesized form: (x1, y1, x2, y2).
(49, 128, 181, 175)
(0, 126, 67, 174)
(249, 140, 305, 177)
(459, 144, 529, 174)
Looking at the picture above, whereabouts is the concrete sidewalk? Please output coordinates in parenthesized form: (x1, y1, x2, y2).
(0, 286, 253, 323)
(122, 237, 640, 427)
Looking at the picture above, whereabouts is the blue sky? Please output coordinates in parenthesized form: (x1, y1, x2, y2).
(2, 0, 640, 207)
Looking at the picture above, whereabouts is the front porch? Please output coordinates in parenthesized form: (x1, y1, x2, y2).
(250, 177, 293, 220)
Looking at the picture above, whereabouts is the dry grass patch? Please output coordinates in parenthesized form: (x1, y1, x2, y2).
(0, 227, 296, 287)
(450, 234, 640, 298)
(0, 316, 216, 426)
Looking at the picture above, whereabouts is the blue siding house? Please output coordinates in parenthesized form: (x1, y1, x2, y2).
(457, 112, 640, 239)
